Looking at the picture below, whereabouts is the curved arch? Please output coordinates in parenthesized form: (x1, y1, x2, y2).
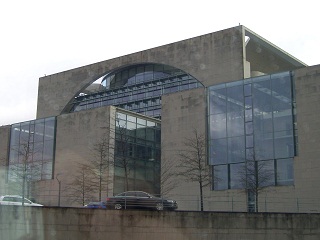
(70, 63, 204, 118)
(100, 63, 201, 91)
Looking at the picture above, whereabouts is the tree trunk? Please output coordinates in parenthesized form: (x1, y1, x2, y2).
(200, 181, 204, 211)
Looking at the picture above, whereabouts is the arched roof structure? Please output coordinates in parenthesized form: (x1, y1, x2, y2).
(37, 25, 305, 119)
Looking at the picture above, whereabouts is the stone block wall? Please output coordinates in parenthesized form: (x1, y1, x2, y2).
(1, 206, 320, 240)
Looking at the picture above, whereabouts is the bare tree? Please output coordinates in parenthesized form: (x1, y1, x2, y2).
(177, 129, 211, 211)
(238, 155, 275, 212)
(158, 155, 179, 198)
(8, 136, 45, 206)
(65, 163, 98, 206)
(89, 136, 114, 201)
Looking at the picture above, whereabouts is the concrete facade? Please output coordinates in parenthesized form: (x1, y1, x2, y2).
(1, 206, 320, 240)
(1, 25, 317, 213)
(37, 26, 246, 119)
(35, 106, 116, 206)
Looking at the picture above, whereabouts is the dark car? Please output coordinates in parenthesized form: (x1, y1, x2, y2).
(106, 191, 178, 211)
(84, 201, 107, 209)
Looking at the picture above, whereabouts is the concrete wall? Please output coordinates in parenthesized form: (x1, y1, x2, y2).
(160, 64, 320, 213)
(161, 87, 207, 211)
(1, 206, 320, 240)
(294, 64, 320, 211)
(37, 26, 244, 118)
(34, 105, 116, 207)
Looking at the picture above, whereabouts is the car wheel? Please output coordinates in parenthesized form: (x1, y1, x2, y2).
(114, 203, 122, 210)
(155, 203, 164, 211)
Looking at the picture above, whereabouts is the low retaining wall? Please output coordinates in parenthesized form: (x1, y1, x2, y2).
(1, 206, 320, 240)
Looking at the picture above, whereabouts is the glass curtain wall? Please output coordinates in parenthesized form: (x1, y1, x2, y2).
(208, 72, 295, 190)
(8, 117, 56, 182)
(72, 64, 203, 119)
(113, 111, 161, 195)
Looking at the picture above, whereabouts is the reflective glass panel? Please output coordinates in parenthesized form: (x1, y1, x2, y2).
(230, 163, 245, 189)
(8, 117, 56, 181)
(213, 165, 228, 190)
(209, 114, 226, 139)
(228, 136, 245, 163)
(227, 111, 244, 137)
(276, 158, 294, 185)
(208, 72, 295, 190)
(210, 139, 227, 165)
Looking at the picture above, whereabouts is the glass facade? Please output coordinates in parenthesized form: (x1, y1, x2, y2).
(8, 117, 56, 181)
(114, 111, 161, 194)
(71, 63, 203, 118)
(208, 72, 296, 190)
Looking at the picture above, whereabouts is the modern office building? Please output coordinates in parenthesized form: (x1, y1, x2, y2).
(1, 25, 319, 212)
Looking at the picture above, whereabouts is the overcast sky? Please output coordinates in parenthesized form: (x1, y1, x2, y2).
(0, 0, 319, 126)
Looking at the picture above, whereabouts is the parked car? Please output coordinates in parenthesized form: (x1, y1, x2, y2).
(84, 201, 107, 209)
(0, 195, 43, 207)
(106, 191, 178, 211)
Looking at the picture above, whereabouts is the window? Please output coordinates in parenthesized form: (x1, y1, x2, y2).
(8, 117, 56, 181)
(114, 111, 161, 194)
(72, 63, 203, 118)
(209, 72, 295, 190)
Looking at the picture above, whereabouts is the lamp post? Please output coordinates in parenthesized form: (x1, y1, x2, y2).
(56, 173, 62, 207)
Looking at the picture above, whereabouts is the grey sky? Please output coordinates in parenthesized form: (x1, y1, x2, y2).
(1, 0, 319, 126)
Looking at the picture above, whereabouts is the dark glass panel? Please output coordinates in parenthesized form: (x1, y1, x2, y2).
(213, 165, 228, 190)
(209, 113, 226, 139)
(227, 111, 244, 137)
(254, 132, 274, 160)
(43, 140, 54, 161)
(9, 147, 19, 163)
(128, 67, 136, 85)
(121, 69, 129, 82)
(227, 84, 244, 113)
(33, 142, 44, 161)
(42, 162, 53, 180)
(244, 83, 252, 96)
(273, 110, 293, 132)
(136, 126, 146, 140)
(155, 128, 161, 143)
(230, 163, 245, 189)
(228, 136, 245, 163)
(272, 73, 292, 100)
(146, 128, 155, 141)
(253, 80, 272, 114)
(246, 135, 253, 148)
(20, 122, 30, 143)
(253, 112, 273, 135)
(245, 109, 252, 122)
(245, 122, 253, 135)
(246, 148, 254, 160)
(209, 139, 227, 165)
(274, 131, 294, 158)
(10, 124, 21, 146)
(34, 119, 45, 142)
(136, 66, 145, 83)
(258, 160, 275, 187)
(245, 96, 252, 109)
(209, 88, 227, 114)
(276, 158, 294, 185)
(44, 118, 55, 140)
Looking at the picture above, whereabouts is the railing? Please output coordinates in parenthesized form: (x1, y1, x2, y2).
(2, 190, 320, 213)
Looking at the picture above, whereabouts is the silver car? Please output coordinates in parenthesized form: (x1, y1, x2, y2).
(0, 195, 43, 207)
